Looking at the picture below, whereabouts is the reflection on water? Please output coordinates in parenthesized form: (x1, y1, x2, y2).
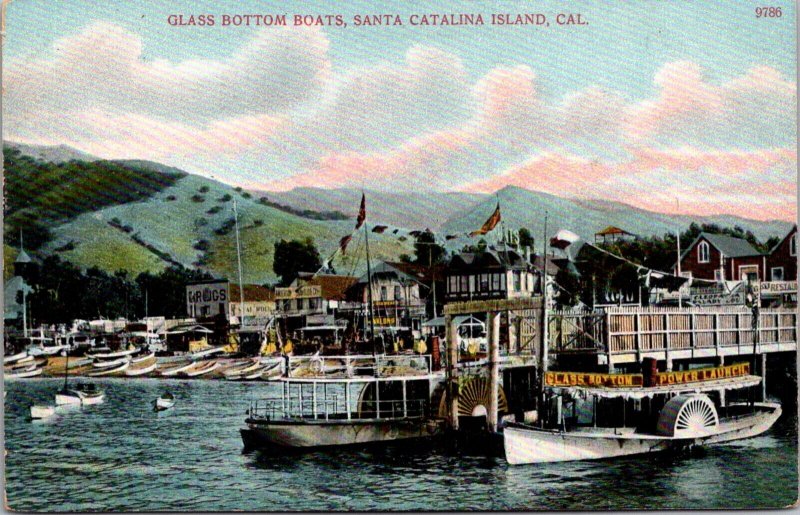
(4, 378, 798, 511)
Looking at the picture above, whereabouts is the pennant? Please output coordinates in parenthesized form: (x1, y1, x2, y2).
(354, 193, 366, 230)
(469, 203, 501, 237)
(339, 234, 353, 255)
(398, 236, 407, 242)
(549, 229, 581, 249)
(445, 234, 459, 240)
(392, 229, 399, 234)
(372, 225, 388, 234)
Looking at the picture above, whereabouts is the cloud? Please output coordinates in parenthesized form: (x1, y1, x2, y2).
(3, 23, 796, 221)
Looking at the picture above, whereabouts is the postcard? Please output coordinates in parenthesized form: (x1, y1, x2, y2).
(3, 0, 797, 511)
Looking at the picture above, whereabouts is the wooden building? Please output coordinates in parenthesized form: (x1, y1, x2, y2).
(676, 232, 765, 282)
(445, 244, 539, 302)
(766, 225, 797, 282)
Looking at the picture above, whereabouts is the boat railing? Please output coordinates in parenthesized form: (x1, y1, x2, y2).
(248, 396, 428, 422)
(287, 354, 432, 377)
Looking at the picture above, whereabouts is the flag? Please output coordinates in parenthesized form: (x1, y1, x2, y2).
(354, 193, 366, 230)
(469, 203, 501, 237)
(392, 229, 399, 234)
(549, 229, 581, 249)
(339, 234, 353, 255)
(372, 225, 388, 234)
(445, 234, 459, 240)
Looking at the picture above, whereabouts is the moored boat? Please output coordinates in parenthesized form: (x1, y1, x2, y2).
(30, 405, 55, 419)
(503, 363, 782, 465)
(154, 392, 176, 411)
(56, 383, 105, 405)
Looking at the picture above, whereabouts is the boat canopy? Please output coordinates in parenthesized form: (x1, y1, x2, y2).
(547, 374, 762, 399)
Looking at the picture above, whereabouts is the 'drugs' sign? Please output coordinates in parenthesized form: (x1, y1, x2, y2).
(186, 281, 229, 318)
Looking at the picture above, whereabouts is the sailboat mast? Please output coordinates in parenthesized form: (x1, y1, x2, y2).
(363, 208, 376, 355)
(233, 199, 245, 327)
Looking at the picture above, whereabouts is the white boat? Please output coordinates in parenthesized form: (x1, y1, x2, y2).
(5, 367, 43, 379)
(89, 348, 138, 359)
(503, 364, 782, 465)
(4, 352, 27, 365)
(154, 392, 176, 411)
(6, 363, 36, 373)
(30, 405, 55, 419)
(56, 384, 105, 405)
(181, 360, 219, 378)
(17, 355, 35, 365)
(189, 347, 224, 360)
(88, 362, 129, 377)
(241, 371, 445, 452)
(125, 361, 157, 376)
(28, 344, 68, 357)
(131, 352, 155, 364)
(92, 356, 131, 369)
(160, 361, 195, 377)
(223, 359, 261, 378)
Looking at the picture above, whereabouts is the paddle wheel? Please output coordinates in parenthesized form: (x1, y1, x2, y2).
(656, 394, 719, 438)
(433, 376, 508, 418)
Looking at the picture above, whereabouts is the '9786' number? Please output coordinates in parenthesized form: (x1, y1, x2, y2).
(756, 7, 782, 17)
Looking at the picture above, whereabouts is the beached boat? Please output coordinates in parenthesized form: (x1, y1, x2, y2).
(180, 360, 219, 378)
(125, 361, 157, 376)
(189, 347, 224, 361)
(223, 359, 261, 378)
(131, 351, 156, 364)
(88, 361, 129, 377)
(5, 367, 43, 379)
(89, 348, 139, 360)
(241, 356, 445, 452)
(503, 363, 781, 465)
(30, 405, 55, 419)
(160, 361, 195, 377)
(6, 363, 36, 373)
(92, 356, 131, 369)
(4, 352, 28, 365)
(154, 392, 176, 411)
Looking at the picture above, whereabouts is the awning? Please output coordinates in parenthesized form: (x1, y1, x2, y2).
(423, 317, 445, 327)
(548, 375, 762, 399)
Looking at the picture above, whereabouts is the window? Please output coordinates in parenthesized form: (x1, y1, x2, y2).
(460, 275, 469, 292)
(380, 286, 387, 301)
(791, 234, 797, 256)
(308, 298, 318, 310)
(698, 241, 710, 263)
(449, 276, 458, 293)
(480, 274, 489, 292)
(492, 273, 501, 291)
(513, 271, 521, 292)
(296, 298, 304, 310)
(394, 285, 401, 300)
(714, 269, 724, 282)
(771, 267, 785, 281)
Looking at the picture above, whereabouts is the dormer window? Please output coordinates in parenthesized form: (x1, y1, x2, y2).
(698, 241, 710, 263)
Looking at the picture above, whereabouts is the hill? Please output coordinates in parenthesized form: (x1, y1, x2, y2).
(4, 141, 99, 163)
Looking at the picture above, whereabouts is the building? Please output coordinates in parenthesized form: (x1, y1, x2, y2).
(228, 284, 276, 327)
(445, 244, 539, 302)
(345, 261, 429, 332)
(766, 225, 797, 282)
(275, 273, 358, 332)
(3, 247, 33, 327)
(676, 232, 765, 282)
(594, 226, 636, 244)
(185, 279, 230, 319)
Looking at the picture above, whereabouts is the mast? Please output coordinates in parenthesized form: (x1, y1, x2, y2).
(676, 198, 682, 308)
(364, 208, 377, 356)
(233, 198, 245, 327)
(539, 211, 549, 425)
(20, 231, 28, 338)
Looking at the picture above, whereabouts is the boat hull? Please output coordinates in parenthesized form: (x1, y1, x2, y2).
(55, 393, 82, 406)
(242, 418, 444, 452)
(30, 405, 55, 419)
(503, 403, 782, 465)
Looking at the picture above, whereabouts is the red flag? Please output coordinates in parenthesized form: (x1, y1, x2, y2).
(339, 234, 353, 255)
(372, 225, 388, 234)
(354, 193, 366, 230)
(469, 203, 501, 237)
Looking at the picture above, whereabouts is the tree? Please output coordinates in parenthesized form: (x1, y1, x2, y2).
(518, 227, 535, 249)
(413, 230, 446, 265)
(273, 238, 322, 286)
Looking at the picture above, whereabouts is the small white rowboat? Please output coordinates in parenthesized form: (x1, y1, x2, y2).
(30, 405, 55, 419)
(92, 357, 131, 369)
(125, 362, 158, 376)
(6, 367, 43, 379)
(4, 352, 28, 365)
(89, 348, 139, 359)
(154, 392, 176, 411)
(131, 352, 156, 364)
(89, 362, 129, 377)
(160, 362, 195, 377)
(182, 361, 219, 378)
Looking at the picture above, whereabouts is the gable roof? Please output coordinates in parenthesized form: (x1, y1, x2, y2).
(595, 226, 635, 237)
(680, 232, 762, 262)
(769, 224, 797, 254)
(302, 274, 358, 300)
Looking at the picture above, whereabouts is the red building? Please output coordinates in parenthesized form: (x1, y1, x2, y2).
(676, 232, 765, 282)
(766, 225, 797, 281)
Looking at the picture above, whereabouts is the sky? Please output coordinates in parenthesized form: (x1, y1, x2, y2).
(4, 0, 797, 221)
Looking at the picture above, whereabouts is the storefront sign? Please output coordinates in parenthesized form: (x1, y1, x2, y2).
(653, 363, 750, 386)
(760, 281, 797, 295)
(545, 371, 643, 388)
(186, 281, 229, 318)
(690, 285, 744, 306)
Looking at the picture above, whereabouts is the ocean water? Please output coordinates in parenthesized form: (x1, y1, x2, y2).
(4, 378, 797, 511)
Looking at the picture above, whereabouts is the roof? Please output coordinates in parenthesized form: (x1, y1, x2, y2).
(229, 283, 275, 302)
(680, 232, 763, 261)
(595, 226, 634, 236)
(448, 245, 529, 271)
(356, 261, 431, 287)
(547, 374, 761, 399)
(770, 224, 797, 254)
(303, 274, 358, 300)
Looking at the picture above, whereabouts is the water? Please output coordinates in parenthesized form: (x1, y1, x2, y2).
(4, 378, 797, 511)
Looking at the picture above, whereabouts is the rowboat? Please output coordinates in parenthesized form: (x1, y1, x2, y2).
(125, 361, 157, 376)
(4, 352, 28, 365)
(6, 363, 36, 373)
(154, 392, 176, 411)
(131, 352, 156, 364)
(92, 357, 131, 369)
(56, 384, 105, 405)
(5, 367, 43, 379)
(89, 348, 139, 359)
(88, 362, 129, 377)
(181, 360, 219, 378)
(30, 405, 55, 419)
(160, 361, 195, 377)
(223, 359, 261, 378)
(189, 347, 224, 360)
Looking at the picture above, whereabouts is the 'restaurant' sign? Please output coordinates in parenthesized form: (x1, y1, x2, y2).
(760, 281, 797, 295)
(545, 371, 643, 388)
(653, 363, 750, 386)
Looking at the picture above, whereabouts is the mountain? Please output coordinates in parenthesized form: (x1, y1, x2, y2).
(439, 186, 793, 247)
(4, 141, 99, 163)
(260, 187, 487, 232)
